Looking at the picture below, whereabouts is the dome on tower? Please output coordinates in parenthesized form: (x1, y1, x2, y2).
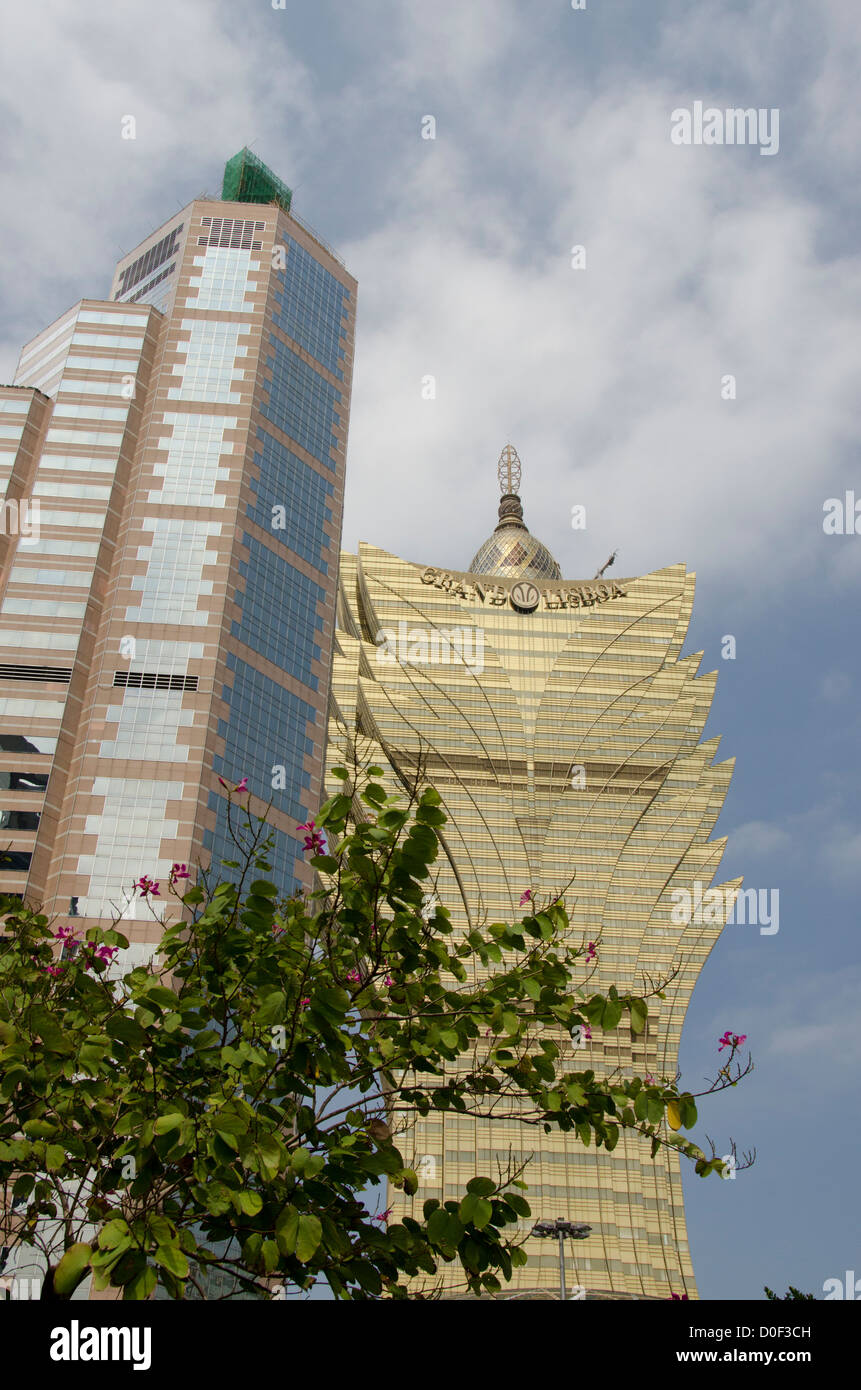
(467, 444, 562, 582)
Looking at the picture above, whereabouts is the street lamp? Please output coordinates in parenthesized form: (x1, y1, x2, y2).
(531, 1217, 591, 1300)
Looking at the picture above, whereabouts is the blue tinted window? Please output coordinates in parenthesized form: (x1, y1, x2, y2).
(272, 236, 349, 378)
(231, 533, 324, 689)
(248, 427, 332, 574)
(261, 335, 342, 470)
(213, 653, 316, 823)
(203, 788, 304, 901)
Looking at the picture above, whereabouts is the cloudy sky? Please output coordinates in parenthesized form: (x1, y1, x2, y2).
(2, 0, 858, 1300)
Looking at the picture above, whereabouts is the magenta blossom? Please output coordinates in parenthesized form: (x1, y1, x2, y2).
(718, 1030, 747, 1052)
(299, 996, 310, 1009)
(383, 974, 395, 987)
(371, 1207, 393, 1225)
(519, 890, 532, 906)
(218, 775, 249, 794)
(43, 964, 66, 979)
(669, 1293, 689, 1300)
(297, 819, 328, 856)
(170, 862, 190, 882)
(585, 941, 597, 962)
(134, 875, 160, 898)
(54, 924, 79, 944)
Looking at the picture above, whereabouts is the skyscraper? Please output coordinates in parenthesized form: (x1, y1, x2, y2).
(0, 149, 356, 973)
(325, 445, 740, 1299)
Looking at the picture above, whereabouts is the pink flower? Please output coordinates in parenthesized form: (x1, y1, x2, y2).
(218, 775, 248, 794)
(54, 925, 79, 943)
(43, 964, 66, 979)
(170, 862, 190, 882)
(718, 1030, 747, 1052)
(585, 941, 597, 962)
(297, 819, 327, 856)
(346, 968, 362, 985)
(519, 890, 532, 906)
(644, 1073, 657, 1085)
(134, 876, 160, 898)
(384, 974, 395, 987)
(371, 1207, 393, 1225)
(669, 1293, 689, 1300)
(272, 924, 286, 936)
(583, 1024, 592, 1040)
(299, 996, 310, 1009)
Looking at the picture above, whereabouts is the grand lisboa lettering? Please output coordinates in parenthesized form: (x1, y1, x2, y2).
(420, 567, 627, 612)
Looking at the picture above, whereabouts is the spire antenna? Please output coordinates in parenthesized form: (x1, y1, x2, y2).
(498, 443, 522, 497)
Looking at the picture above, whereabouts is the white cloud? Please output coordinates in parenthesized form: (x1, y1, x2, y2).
(1, 0, 859, 613)
(820, 670, 850, 703)
(0, 0, 312, 375)
(729, 821, 792, 856)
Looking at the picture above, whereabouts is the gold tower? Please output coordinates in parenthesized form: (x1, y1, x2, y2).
(325, 447, 739, 1298)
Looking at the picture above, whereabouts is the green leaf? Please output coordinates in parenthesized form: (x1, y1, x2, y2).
(250, 879, 279, 897)
(459, 1193, 493, 1228)
(106, 1015, 149, 1048)
(153, 1112, 184, 1135)
(629, 999, 648, 1035)
(256, 1135, 284, 1181)
(261, 1240, 280, 1273)
(310, 855, 339, 873)
(146, 1214, 174, 1246)
(202, 1181, 233, 1216)
(646, 1097, 664, 1126)
(22, 1118, 57, 1139)
(681, 1097, 698, 1128)
(123, 1265, 157, 1301)
(234, 1189, 263, 1217)
(466, 1177, 496, 1197)
(154, 1243, 188, 1279)
(98, 1219, 131, 1250)
(295, 1214, 322, 1263)
(428, 1207, 462, 1248)
(254, 990, 286, 1025)
(53, 1243, 92, 1297)
(601, 998, 623, 1030)
(276, 1204, 299, 1256)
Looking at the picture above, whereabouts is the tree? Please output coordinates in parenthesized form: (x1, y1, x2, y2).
(0, 770, 751, 1300)
(764, 1286, 816, 1300)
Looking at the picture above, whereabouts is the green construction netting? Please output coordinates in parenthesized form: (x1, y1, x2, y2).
(222, 148, 292, 212)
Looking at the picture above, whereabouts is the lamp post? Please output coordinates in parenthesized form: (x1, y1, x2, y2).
(531, 1217, 591, 1300)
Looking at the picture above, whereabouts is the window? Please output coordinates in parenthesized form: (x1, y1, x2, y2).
(114, 230, 182, 298)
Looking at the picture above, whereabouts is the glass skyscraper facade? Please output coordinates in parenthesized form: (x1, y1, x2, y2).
(325, 449, 739, 1299)
(0, 153, 356, 971)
